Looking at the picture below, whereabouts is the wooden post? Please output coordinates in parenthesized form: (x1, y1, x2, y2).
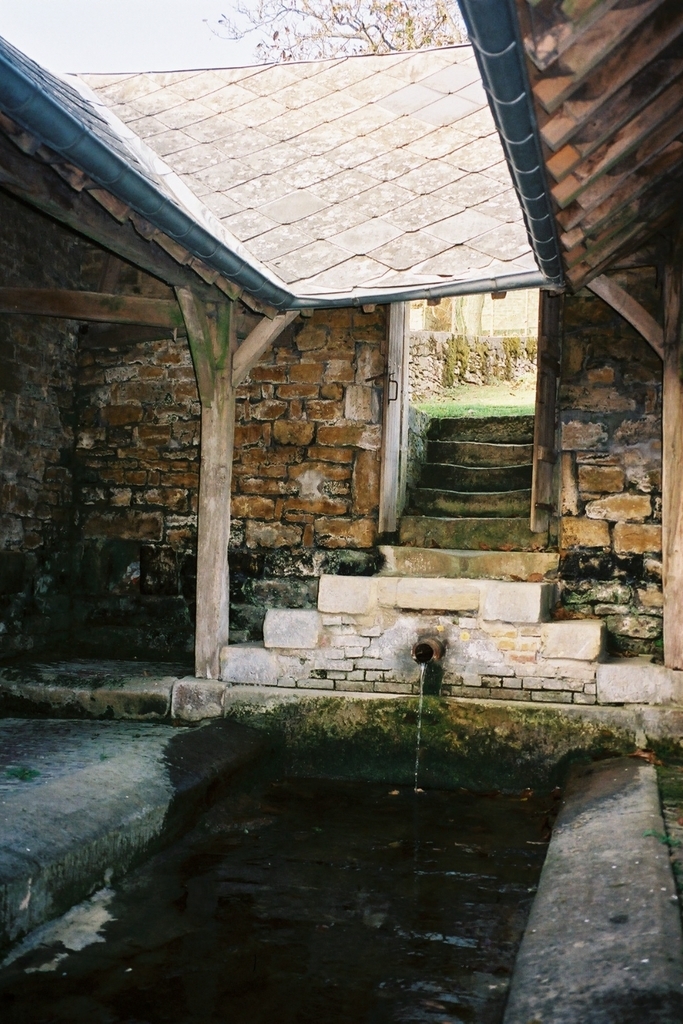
(176, 289, 235, 679)
(379, 302, 408, 535)
(662, 250, 683, 669)
(531, 291, 562, 534)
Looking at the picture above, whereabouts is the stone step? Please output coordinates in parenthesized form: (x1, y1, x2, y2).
(428, 439, 533, 468)
(378, 545, 559, 581)
(399, 516, 549, 551)
(420, 462, 533, 493)
(410, 487, 531, 518)
(428, 415, 535, 444)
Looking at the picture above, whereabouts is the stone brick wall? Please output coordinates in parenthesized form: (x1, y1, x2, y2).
(229, 307, 385, 641)
(73, 319, 200, 660)
(557, 273, 663, 657)
(0, 192, 85, 660)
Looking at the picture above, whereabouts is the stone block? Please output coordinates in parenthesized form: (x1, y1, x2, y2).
(560, 516, 610, 549)
(585, 493, 651, 522)
(561, 420, 608, 450)
(597, 658, 675, 704)
(171, 680, 225, 721)
(540, 621, 604, 661)
(377, 577, 480, 612)
(220, 643, 279, 685)
(263, 609, 322, 649)
(481, 582, 555, 624)
(577, 465, 624, 494)
(318, 574, 376, 614)
(613, 523, 662, 554)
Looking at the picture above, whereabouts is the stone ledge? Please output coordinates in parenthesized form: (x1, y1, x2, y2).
(377, 576, 480, 612)
(597, 657, 683, 705)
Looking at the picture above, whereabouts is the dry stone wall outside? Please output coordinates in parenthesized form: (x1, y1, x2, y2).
(409, 330, 537, 401)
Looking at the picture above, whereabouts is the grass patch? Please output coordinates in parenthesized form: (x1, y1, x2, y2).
(414, 380, 536, 419)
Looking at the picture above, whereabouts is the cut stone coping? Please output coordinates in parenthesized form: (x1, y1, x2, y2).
(378, 545, 560, 581)
(0, 717, 262, 953)
(503, 757, 683, 1024)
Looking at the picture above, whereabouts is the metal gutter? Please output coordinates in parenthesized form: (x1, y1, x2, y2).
(459, 0, 564, 289)
(0, 32, 555, 309)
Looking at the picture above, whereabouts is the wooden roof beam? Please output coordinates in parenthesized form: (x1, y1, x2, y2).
(0, 118, 277, 319)
(567, 206, 677, 288)
(563, 177, 683, 263)
(0, 287, 183, 327)
(541, 0, 683, 151)
(587, 274, 664, 357)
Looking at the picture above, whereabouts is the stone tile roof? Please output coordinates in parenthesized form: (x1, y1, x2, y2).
(79, 47, 539, 303)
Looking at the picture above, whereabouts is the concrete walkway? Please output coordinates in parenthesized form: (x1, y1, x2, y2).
(503, 758, 683, 1023)
(0, 717, 261, 952)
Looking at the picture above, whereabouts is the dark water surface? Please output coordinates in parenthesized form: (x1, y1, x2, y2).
(0, 776, 554, 1024)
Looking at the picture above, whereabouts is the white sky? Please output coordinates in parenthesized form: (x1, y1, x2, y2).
(0, 1, 268, 73)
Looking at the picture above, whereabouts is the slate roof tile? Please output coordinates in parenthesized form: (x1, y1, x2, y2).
(469, 222, 531, 261)
(425, 209, 501, 245)
(331, 218, 402, 255)
(270, 239, 350, 283)
(369, 231, 449, 270)
(415, 93, 480, 127)
(75, 44, 539, 301)
(223, 210, 279, 240)
(260, 190, 329, 224)
(248, 224, 314, 262)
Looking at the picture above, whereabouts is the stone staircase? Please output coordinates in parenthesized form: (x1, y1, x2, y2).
(400, 414, 547, 551)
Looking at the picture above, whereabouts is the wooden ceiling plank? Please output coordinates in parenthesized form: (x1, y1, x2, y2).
(541, 1, 683, 150)
(551, 76, 683, 201)
(569, 195, 679, 281)
(557, 140, 683, 232)
(551, 55, 683, 179)
(552, 110, 683, 210)
(568, 183, 682, 266)
(523, 0, 622, 72)
(532, 0, 668, 113)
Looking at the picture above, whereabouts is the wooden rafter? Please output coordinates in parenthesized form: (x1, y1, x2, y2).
(546, 56, 683, 182)
(552, 89, 683, 208)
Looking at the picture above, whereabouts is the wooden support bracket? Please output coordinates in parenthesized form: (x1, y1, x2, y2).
(587, 274, 664, 358)
(232, 309, 299, 387)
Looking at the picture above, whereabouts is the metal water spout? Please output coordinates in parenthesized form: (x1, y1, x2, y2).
(411, 637, 445, 665)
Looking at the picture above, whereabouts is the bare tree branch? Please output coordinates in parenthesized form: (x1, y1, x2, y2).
(214, 0, 466, 62)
